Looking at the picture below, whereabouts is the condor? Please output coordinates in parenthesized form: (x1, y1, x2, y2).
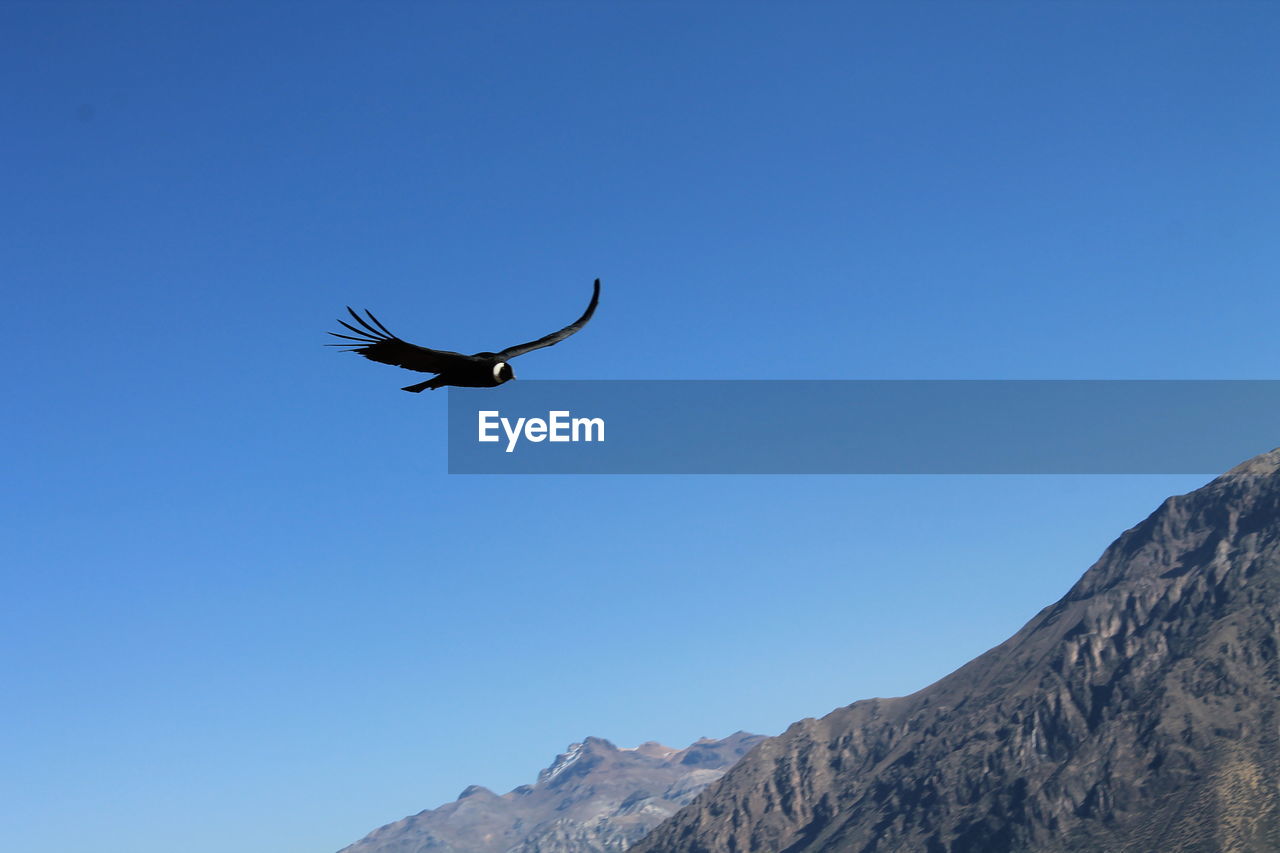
(329, 279, 600, 392)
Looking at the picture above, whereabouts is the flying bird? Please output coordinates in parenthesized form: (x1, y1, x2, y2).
(328, 279, 601, 392)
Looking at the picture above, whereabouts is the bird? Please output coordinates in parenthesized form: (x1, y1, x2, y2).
(328, 279, 600, 392)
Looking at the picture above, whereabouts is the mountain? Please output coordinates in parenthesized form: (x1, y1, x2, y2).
(337, 732, 765, 853)
(631, 450, 1280, 853)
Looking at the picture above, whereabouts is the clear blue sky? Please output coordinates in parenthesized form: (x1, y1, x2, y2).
(3, 3, 1278, 852)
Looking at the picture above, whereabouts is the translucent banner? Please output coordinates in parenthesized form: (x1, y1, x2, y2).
(446, 380, 1280, 474)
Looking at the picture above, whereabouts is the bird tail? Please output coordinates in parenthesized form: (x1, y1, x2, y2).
(402, 376, 447, 393)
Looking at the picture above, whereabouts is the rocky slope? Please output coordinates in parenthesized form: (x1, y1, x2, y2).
(632, 450, 1280, 852)
(337, 732, 764, 853)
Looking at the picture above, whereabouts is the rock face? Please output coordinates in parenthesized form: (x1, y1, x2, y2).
(337, 732, 765, 853)
(632, 451, 1280, 853)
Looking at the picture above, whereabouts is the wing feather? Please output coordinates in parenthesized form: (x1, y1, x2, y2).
(336, 317, 378, 338)
(361, 309, 398, 338)
(497, 279, 600, 360)
(328, 307, 475, 374)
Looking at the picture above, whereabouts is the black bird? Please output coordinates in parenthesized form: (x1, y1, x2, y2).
(328, 279, 600, 392)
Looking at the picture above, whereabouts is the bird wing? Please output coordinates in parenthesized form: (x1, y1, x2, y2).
(327, 307, 476, 374)
(496, 279, 600, 360)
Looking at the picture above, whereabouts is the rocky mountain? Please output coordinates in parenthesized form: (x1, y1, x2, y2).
(632, 450, 1280, 852)
(337, 732, 765, 853)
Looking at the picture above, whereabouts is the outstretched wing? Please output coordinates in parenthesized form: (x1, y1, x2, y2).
(327, 307, 476, 374)
(497, 279, 600, 360)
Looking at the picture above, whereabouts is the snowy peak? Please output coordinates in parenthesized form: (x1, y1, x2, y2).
(536, 741, 588, 784)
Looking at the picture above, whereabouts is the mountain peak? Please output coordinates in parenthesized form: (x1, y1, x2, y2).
(1217, 445, 1280, 483)
(456, 784, 495, 800)
(536, 741, 586, 784)
(629, 741, 677, 759)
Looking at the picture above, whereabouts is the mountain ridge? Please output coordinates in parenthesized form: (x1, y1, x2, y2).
(337, 731, 766, 853)
(631, 448, 1280, 852)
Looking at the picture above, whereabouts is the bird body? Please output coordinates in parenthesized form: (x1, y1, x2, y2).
(329, 279, 599, 392)
(398, 356, 514, 392)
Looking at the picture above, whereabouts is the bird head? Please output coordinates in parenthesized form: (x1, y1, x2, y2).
(493, 362, 515, 384)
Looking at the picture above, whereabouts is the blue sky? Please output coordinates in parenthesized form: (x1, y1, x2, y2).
(3, 2, 1279, 852)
